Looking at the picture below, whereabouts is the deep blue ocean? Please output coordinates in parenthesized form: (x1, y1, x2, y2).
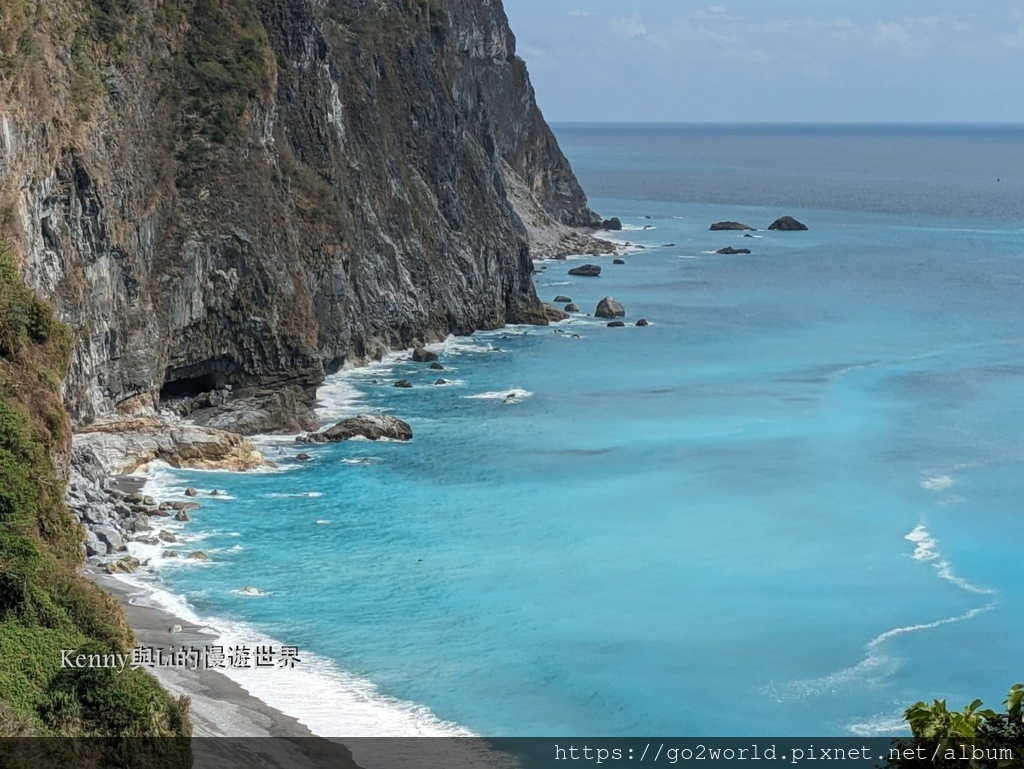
(128, 124, 1024, 739)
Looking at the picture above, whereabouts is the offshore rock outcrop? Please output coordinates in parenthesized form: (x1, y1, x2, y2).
(1, 0, 604, 434)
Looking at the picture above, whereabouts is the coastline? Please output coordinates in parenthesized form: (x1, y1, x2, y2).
(74, 333, 512, 742)
(86, 568, 316, 739)
(70, 240, 626, 744)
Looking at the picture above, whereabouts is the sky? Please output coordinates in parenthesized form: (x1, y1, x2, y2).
(501, 1, 1024, 123)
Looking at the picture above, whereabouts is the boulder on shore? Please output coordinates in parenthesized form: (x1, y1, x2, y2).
(543, 304, 570, 322)
(568, 264, 601, 277)
(716, 247, 752, 255)
(601, 217, 623, 230)
(710, 221, 754, 231)
(412, 347, 439, 362)
(595, 297, 626, 319)
(73, 420, 271, 474)
(768, 215, 808, 231)
(304, 413, 414, 443)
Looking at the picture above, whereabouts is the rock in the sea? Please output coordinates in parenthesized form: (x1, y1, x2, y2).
(710, 221, 754, 231)
(715, 247, 752, 255)
(636, 319, 650, 327)
(296, 453, 312, 461)
(434, 379, 450, 385)
(311, 413, 414, 443)
(663, 243, 676, 247)
(613, 258, 626, 265)
(553, 295, 572, 303)
(543, 304, 570, 322)
(429, 362, 445, 370)
(568, 264, 601, 277)
(184, 487, 198, 497)
(394, 380, 413, 388)
(564, 303, 580, 313)
(163, 550, 180, 558)
(768, 215, 808, 231)
(189, 551, 209, 561)
(412, 347, 439, 362)
(743, 233, 754, 238)
(607, 321, 626, 328)
(174, 510, 190, 522)
(595, 297, 626, 319)
(158, 530, 177, 543)
(601, 217, 623, 230)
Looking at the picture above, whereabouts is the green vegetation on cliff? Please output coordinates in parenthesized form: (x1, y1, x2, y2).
(0, 239, 190, 762)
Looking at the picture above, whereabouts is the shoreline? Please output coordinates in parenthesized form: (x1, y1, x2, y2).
(76, 335, 493, 743)
(86, 567, 316, 739)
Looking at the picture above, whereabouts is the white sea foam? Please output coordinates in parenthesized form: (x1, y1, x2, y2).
(764, 603, 996, 702)
(905, 524, 995, 595)
(764, 526, 997, 703)
(266, 491, 325, 498)
(314, 519, 332, 525)
(921, 475, 954, 491)
(230, 586, 271, 597)
(845, 711, 911, 736)
(464, 388, 533, 402)
(540, 281, 573, 287)
(340, 457, 382, 465)
(904, 524, 938, 562)
(107, 575, 476, 740)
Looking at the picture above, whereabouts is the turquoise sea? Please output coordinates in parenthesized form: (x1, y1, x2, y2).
(128, 125, 1024, 738)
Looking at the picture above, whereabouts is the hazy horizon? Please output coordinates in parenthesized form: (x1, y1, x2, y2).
(504, 1, 1024, 124)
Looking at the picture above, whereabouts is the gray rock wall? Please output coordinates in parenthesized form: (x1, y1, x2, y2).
(0, 0, 598, 432)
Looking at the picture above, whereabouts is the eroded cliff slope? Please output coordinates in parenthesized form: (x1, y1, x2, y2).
(0, 0, 601, 432)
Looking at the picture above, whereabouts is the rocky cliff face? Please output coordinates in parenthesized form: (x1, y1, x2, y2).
(0, 0, 601, 433)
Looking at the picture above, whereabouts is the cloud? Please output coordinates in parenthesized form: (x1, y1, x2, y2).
(1003, 27, 1024, 50)
(690, 5, 746, 22)
(567, 9, 594, 17)
(608, 14, 647, 40)
(874, 20, 911, 45)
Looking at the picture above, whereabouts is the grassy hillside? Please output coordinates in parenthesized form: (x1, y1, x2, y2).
(0, 239, 191, 765)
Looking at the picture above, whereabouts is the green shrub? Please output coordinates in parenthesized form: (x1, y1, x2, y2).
(885, 684, 1024, 768)
(167, 0, 271, 165)
(0, 239, 191, 748)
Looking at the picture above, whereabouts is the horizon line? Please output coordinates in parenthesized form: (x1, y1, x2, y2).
(547, 119, 1024, 127)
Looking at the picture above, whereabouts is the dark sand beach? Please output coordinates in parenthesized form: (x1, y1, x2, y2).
(88, 570, 360, 768)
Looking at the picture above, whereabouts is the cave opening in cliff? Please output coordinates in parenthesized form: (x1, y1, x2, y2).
(159, 374, 218, 401)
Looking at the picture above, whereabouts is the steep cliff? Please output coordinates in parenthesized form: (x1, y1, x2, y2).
(0, 0, 603, 433)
